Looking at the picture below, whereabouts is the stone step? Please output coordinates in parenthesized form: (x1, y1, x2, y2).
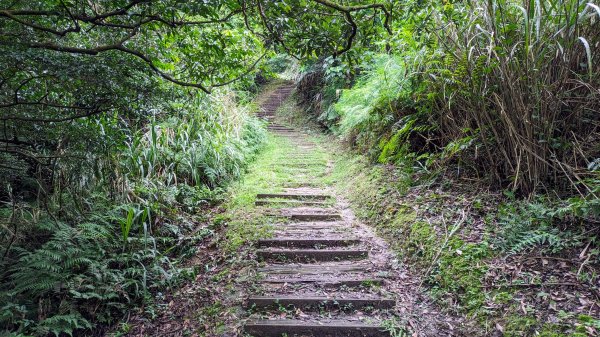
(259, 277, 383, 287)
(276, 221, 346, 228)
(266, 213, 342, 221)
(259, 262, 376, 276)
(256, 193, 332, 200)
(273, 230, 348, 238)
(247, 295, 395, 311)
(287, 213, 343, 221)
(273, 223, 348, 232)
(255, 200, 328, 207)
(276, 136, 311, 139)
(257, 249, 368, 262)
(244, 319, 389, 337)
(269, 162, 324, 167)
(257, 238, 359, 248)
(271, 161, 327, 166)
(279, 156, 323, 160)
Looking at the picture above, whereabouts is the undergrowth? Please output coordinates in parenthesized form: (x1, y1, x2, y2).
(320, 143, 599, 336)
(298, 0, 600, 195)
(0, 89, 267, 336)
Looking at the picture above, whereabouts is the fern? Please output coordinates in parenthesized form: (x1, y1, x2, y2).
(496, 199, 585, 255)
(35, 313, 92, 337)
(509, 230, 565, 254)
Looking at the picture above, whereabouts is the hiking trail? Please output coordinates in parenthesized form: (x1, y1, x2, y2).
(243, 83, 405, 337)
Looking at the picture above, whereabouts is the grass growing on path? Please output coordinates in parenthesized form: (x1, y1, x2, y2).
(190, 129, 333, 335)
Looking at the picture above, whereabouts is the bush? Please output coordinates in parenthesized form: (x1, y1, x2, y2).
(0, 88, 266, 336)
(400, 0, 600, 194)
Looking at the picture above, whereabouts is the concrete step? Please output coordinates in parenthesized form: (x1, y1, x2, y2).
(244, 319, 390, 337)
(256, 193, 332, 200)
(287, 213, 343, 221)
(247, 295, 395, 311)
(267, 127, 295, 131)
(255, 199, 328, 207)
(257, 249, 368, 262)
(275, 221, 347, 229)
(269, 162, 325, 167)
(259, 277, 383, 287)
(257, 238, 360, 248)
(273, 230, 349, 238)
(266, 212, 342, 221)
(259, 262, 376, 276)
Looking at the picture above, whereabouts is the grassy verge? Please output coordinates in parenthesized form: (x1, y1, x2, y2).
(118, 124, 331, 336)
(320, 151, 600, 336)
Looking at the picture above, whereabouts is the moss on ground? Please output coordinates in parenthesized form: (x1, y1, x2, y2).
(314, 147, 599, 336)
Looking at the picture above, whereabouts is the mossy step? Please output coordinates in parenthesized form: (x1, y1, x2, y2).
(247, 295, 395, 310)
(257, 249, 368, 262)
(244, 319, 389, 337)
(265, 213, 342, 221)
(287, 213, 343, 221)
(275, 221, 347, 229)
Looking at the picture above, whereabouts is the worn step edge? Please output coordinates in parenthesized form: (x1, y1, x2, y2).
(255, 200, 328, 207)
(257, 238, 360, 248)
(269, 162, 325, 166)
(257, 249, 368, 262)
(259, 277, 383, 287)
(247, 296, 395, 310)
(274, 221, 347, 229)
(244, 319, 389, 337)
(257, 193, 332, 200)
(273, 228, 349, 234)
(259, 263, 375, 275)
(272, 231, 350, 237)
(266, 213, 343, 221)
(288, 213, 343, 221)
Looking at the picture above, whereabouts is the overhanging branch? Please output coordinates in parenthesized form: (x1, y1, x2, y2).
(310, 0, 392, 56)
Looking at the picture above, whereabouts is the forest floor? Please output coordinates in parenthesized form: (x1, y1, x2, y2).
(119, 83, 599, 337)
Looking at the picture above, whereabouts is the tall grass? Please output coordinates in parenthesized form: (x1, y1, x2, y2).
(122, 90, 266, 189)
(335, 55, 407, 138)
(327, 0, 600, 195)
(422, 0, 600, 193)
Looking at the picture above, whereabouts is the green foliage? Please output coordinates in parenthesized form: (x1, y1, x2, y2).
(265, 54, 294, 74)
(122, 91, 267, 189)
(335, 55, 408, 138)
(428, 241, 490, 313)
(0, 89, 266, 336)
(2, 219, 151, 334)
(301, 0, 600, 194)
(495, 198, 595, 255)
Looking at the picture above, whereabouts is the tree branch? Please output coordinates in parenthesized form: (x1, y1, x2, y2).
(310, 0, 392, 56)
(0, 108, 104, 122)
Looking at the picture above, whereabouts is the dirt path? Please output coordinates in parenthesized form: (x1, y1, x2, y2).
(243, 85, 409, 336)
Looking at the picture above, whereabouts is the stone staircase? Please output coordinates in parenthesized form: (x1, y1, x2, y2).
(256, 84, 295, 121)
(245, 85, 397, 336)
